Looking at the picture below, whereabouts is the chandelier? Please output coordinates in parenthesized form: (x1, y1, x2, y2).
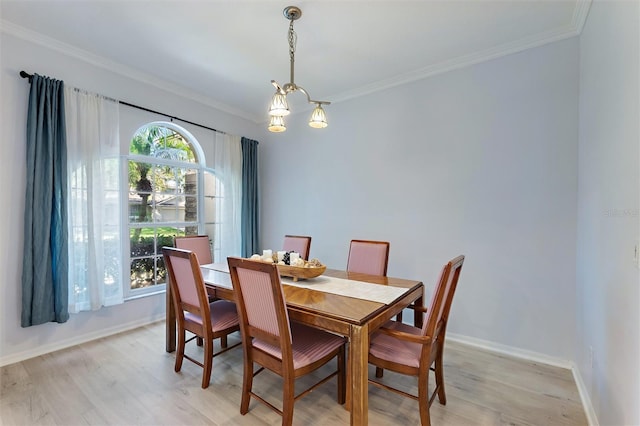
(268, 6, 330, 132)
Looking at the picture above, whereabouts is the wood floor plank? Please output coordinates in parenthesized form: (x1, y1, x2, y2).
(0, 322, 588, 426)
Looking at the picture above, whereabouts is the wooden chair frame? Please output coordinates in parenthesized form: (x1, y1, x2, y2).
(282, 235, 312, 260)
(175, 235, 225, 347)
(346, 239, 390, 276)
(174, 235, 212, 264)
(163, 247, 240, 389)
(368, 255, 465, 426)
(227, 257, 346, 426)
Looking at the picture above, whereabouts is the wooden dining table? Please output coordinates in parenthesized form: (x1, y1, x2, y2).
(165, 263, 424, 426)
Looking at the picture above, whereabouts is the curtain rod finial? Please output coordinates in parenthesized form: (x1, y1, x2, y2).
(20, 71, 33, 81)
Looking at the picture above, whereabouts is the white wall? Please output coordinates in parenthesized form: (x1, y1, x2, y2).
(0, 32, 261, 365)
(260, 38, 579, 361)
(577, 1, 640, 425)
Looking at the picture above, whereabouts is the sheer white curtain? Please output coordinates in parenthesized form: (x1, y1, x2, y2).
(65, 87, 122, 312)
(214, 132, 243, 261)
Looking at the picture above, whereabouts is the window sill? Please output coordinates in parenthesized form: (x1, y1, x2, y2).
(125, 288, 166, 302)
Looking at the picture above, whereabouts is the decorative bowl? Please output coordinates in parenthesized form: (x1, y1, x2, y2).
(277, 264, 326, 282)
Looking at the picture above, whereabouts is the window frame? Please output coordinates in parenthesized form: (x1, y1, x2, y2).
(122, 122, 209, 299)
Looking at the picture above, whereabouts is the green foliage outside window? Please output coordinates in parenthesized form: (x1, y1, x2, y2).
(128, 125, 198, 290)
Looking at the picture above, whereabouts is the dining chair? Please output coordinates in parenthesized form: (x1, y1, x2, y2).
(227, 257, 346, 426)
(175, 235, 212, 264)
(346, 239, 390, 276)
(162, 247, 240, 389)
(175, 235, 222, 347)
(367, 255, 465, 426)
(346, 239, 406, 324)
(282, 235, 312, 260)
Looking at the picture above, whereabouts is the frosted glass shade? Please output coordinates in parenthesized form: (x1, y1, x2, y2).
(268, 115, 286, 132)
(308, 104, 328, 128)
(269, 92, 290, 116)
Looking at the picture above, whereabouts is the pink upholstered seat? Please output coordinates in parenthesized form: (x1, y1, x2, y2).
(162, 247, 240, 389)
(282, 235, 312, 260)
(368, 255, 465, 426)
(346, 239, 390, 276)
(175, 235, 212, 264)
(227, 257, 346, 426)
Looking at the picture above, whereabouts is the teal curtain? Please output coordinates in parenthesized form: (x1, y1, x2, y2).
(21, 74, 69, 327)
(241, 137, 259, 257)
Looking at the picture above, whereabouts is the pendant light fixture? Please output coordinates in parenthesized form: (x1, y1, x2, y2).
(268, 6, 330, 133)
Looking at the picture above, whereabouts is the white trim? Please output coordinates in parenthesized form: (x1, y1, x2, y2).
(447, 332, 573, 369)
(0, 20, 259, 124)
(0, 317, 165, 368)
(2, 0, 592, 121)
(0, 321, 599, 425)
(448, 332, 598, 426)
(571, 362, 600, 426)
(572, 0, 593, 34)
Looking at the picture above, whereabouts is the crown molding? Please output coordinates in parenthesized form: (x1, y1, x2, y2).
(329, 0, 592, 104)
(330, 24, 582, 104)
(572, 0, 593, 34)
(0, 20, 261, 124)
(2, 0, 593, 119)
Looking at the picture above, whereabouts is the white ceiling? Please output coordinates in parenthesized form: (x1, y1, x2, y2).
(1, 0, 590, 123)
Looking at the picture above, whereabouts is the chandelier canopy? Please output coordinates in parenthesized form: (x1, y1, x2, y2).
(268, 6, 330, 133)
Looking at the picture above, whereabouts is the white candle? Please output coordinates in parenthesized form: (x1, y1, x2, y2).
(277, 251, 286, 261)
(263, 249, 273, 260)
(289, 252, 300, 265)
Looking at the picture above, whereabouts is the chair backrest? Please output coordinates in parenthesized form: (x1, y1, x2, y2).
(175, 235, 212, 264)
(163, 247, 211, 329)
(282, 235, 312, 260)
(422, 255, 465, 340)
(227, 257, 293, 349)
(346, 240, 390, 276)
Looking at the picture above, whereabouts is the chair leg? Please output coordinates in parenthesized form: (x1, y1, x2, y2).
(375, 367, 384, 378)
(220, 335, 228, 348)
(434, 347, 447, 405)
(240, 356, 253, 415)
(201, 337, 213, 389)
(282, 376, 295, 426)
(197, 337, 203, 347)
(417, 371, 432, 426)
(175, 329, 186, 372)
(337, 346, 346, 404)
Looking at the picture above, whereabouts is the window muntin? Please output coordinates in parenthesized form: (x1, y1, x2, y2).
(126, 124, 211, 296)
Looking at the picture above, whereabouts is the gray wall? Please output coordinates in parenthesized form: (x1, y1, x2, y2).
(260, 38, 579, 362)
(577, 1, 640, 425)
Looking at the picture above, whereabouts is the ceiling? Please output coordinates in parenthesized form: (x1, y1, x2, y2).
(1, 1, 590, 123)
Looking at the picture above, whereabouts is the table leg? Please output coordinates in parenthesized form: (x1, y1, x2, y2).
(166, 281, 176, 352)
(349, 323, 369, 426)
(414, 295, 424, 328)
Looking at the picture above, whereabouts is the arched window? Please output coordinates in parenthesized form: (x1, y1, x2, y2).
(126, 123, 221, 296)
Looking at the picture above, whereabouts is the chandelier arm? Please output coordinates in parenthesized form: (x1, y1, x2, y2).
(295, 85, 331, 105)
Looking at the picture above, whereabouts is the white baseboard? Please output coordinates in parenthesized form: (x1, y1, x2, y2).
(447, 332, 598, 426)
(571, 362, 599, 426)
(1, 319, 600, 426)
(447, 332, 573, 369)
(0, 315, 165, 368)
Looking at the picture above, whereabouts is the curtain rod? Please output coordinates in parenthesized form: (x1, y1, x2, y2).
(20, 70, 226, 135)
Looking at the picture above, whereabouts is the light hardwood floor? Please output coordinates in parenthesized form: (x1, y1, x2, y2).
(0, 322, 587, 425)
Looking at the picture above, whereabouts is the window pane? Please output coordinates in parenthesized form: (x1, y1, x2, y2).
(127, 124, 210, 295)
(130, 258, 155, 289)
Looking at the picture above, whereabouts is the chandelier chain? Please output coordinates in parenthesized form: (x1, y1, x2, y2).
(288, 20, 297, 64)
